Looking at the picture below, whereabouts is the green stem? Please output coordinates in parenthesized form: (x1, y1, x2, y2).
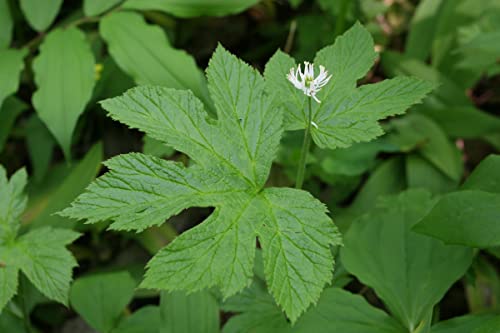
(295, 98, 313, 189)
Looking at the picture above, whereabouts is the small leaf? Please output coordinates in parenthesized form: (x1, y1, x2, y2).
(0, 48, 27, 109)
(0, 97, 28, 152)
(84, 0, 122, 16)
(19, 0, 62, 31)
(341, 190, 473, 331)
(70, 271, 137, 333)
(99, 12, 210, 107)
(0, 0, 13, 48)
(112, 306, 160, 333)
(462, 154, 500, 193)
(0, 266, 18, 312)
(292, 288, 407, 333)
(160, 291, 219, 333)
(123, 0, 259, 18)
(0, 167, 28, 242)
(12, 227, 80, 305)
(32, 27, 96, 159)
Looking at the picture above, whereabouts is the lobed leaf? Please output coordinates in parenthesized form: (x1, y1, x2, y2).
(64, 45, 341, 321)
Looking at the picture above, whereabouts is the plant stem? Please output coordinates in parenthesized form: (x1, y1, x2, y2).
(295, 98, 313, 189)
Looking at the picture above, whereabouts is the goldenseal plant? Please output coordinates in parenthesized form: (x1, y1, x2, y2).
(60, 23, 435, 322)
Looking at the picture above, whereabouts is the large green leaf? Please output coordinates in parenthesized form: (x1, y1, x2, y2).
(0, 267, 17, 312)
(341, 190, 473, 331)
(292, 288, 406, 333)
(405, 0, 444, 60)
(19, 0, 62, 31)
(0, 48, 26, 109)
(265, 23, 434, 149)
(160, 291, 219, 333)
(99, 11, 210, 107)
(123, 0, 259, 18)
(70, 271, 137, 333)
(32, 27, 96, 159)
(0, 0, 13, 48)
(61, 45, 342, 322)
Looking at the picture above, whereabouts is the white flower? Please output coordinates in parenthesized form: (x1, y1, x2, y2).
(287, 62, 332, 103)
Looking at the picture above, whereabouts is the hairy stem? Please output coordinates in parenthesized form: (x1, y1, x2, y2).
(295, 98, 313, 189)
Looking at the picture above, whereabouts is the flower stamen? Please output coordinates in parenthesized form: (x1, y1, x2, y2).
(286, 62, 332, 103)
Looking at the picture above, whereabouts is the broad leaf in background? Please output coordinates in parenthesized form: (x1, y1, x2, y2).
(291, 288, 406, 333)
(19, 0, 63, 31)
(100, 12, 211, 108)
(25, 115, 55, 183)
(123, 0, 260, 18)
(112, 306, 160, 333)
(223, 286, 406, 333)
(32, 27, 96, 159)
(0, 166, 80, 311)
(406, 154, 458, 194)
(70, 271, 137, 333)
(28, 143, 103, 229)
(341, 190, 473, 331)
(265, 23, 434, 150)
(160, 291, 219, 333)
(405, 0, 443, 61)
(415, 155, 500, 247)
(61, 45, 342, 322)
(0, 98, 28, 152)
(0, 48, 26, 109)
(84, 0, 122, 16)
(0, 0, 13, 48)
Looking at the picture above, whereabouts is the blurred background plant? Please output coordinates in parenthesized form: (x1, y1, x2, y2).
(0, 0, 500, 332)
